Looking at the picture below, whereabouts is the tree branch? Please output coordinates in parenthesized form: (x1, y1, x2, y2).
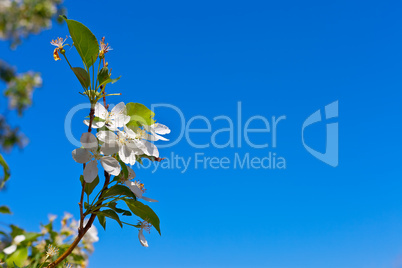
(47, 171, 111, 268)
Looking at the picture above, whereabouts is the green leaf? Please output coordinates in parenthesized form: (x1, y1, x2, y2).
(84, 175, 99, 196)
(96, 66, 121, 89)
(6, 248, 28, 267)
(62, 17, 99, 69)
(71, 67, 90, 89)
(137, 154, 164, 163)
(126, 103, 155, 130)
(10, 225, 24, 237)
(101, 185, 136, 200)
(98, 209, 123, 228)
(23, 232, 41, 242)
(0, 205, 11, 214)
(107, 202, 132, 216)
(97, 67, 109, 85)
(98, 76, 121, 89)
(97, 214, 106, 230)
(0, 153, 10, 189)
(119, 160, 128, 179)
(124, 200, 161, 235)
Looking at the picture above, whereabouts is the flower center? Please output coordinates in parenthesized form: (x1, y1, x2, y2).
(136, 129, 146, 139)
(134, 180, 146, 193)
(118, 132, 127, 145)
(104, 112, 112, 125)
(93, 151, 102, 160)
(140, 221, 152, 233)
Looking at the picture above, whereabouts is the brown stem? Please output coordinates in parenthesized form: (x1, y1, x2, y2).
(78, 179, 86, 231)
(78, 105, 95, 231)
(47, 171, 111, 268)
(48, 55, 115, 267)
(47, 106, 101, 268)
(87, 107, 95, 133)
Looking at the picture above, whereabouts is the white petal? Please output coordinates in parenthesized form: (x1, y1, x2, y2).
(142, 196, 158, 202)
(138, 229, 148, 247)
(119, 144, 136, 165)
(124, 126, 137, 139)
(127, 166, 136, 180)
(123, 115, 131, 125)
(110, 102, 126, 116)
(153, 123, 170, 135)
(85, 225, 99, 243)
(131, 138, 147, 152)
(100, 156, 121, 176)
(72, 148, 92, 163)
(81, 133, 98, 151)
(112, 115, 131, 129)
(84, 119, 105, 129)
(3, 245, 17, 255)
(142, 141, 159, 158)
(154, 134, 169, 141)
(14, 235, 26, 244)
(125, 181, 143, 198)
(100, 141, 119, 156)
(84, 160, 98, 183)
(94, 102, 108, 119)
(143, 124, 169, 141)
(143, 133, 168, 142)
(97, 131, 117, 143)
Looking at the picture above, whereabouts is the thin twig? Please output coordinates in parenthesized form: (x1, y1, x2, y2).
(47, 171, 111, 268)
(47, 63, 112, 266)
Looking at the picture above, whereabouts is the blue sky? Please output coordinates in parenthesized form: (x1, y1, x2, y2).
(1, 0, 402, 267)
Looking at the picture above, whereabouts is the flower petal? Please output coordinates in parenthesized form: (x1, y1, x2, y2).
(100, 156, 121, 176)
(125, 181, 143, 198)
(72, 148, 92, 163)
(127, 166, 136, 180)
(94, 102, 108, 119)
(119, 144, 136, 165)
(142, 196, 158, 202)
(141, 140, 159, 158)
(84, 160, 98, 183)
(97, 131, 117, 143)
(138, 229, 148, 247)
(14, 235, 25, 244)
(81, 133, 98, 151)
(110, 102, 126, 116)
(153, 123, 171, 135)
(3, 244, 17, 255)
(53, 48, 60, 61)
(111, 115, 130, 129)
(84, 119, 105, 129)
(100, 140, 119, 156)
(124, 126, 137, 139)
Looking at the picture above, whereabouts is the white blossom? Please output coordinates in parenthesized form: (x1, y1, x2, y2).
(143, 123, 171, 141)
(3, 235, 25, 255)
(138, 221, 151, 247)
(97, 128, 145, 165)
(84, 102, 130, 131)
(72, 132, 121, 183)
(125, 180, 158, 202)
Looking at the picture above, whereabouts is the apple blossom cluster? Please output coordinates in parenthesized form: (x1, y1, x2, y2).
(70, 100, 170, 248)
(42, 15, 172, 268)
(72, 102, 170, 186)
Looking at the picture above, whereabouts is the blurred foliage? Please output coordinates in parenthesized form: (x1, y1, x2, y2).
(0, 213, 98, 267)
(0, 0, 65, 186)
(0, 2, 97, 267)
(0, 0, 66, 48)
